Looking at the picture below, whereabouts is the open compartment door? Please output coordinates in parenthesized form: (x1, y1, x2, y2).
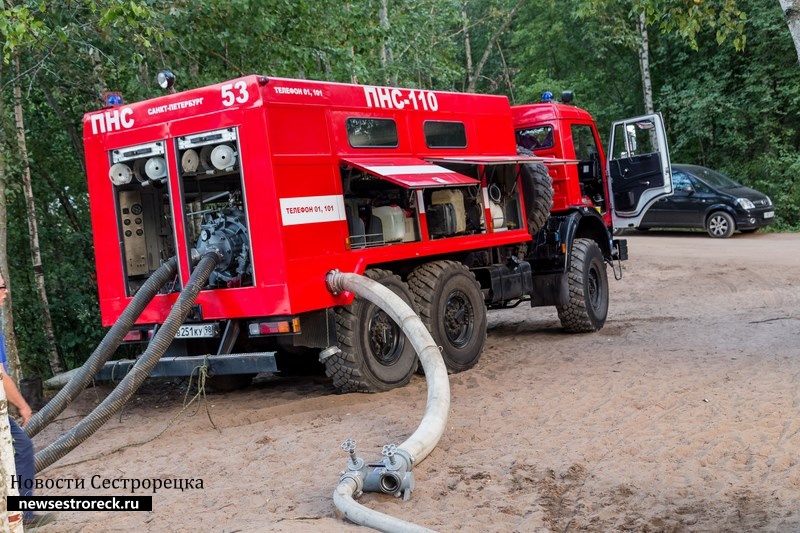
(607, 113, 673, 229)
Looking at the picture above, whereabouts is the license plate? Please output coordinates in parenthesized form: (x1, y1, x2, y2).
(176, 323, 219, 339)
(763, 211, 774, 219)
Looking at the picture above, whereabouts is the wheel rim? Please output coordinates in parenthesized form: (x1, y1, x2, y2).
(709, 215, 728, 237)
(444, 290, 474, 348)
(587, 266, 601, 310)
(368, 308, 403, 366)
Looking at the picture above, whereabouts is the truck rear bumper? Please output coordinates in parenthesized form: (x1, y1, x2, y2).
(95, 352, 278, 381)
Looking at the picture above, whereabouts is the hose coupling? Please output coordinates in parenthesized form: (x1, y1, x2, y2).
(362, 443, 416, 500)
(325, 269, 343, 295)
(338, 470, 365, 499)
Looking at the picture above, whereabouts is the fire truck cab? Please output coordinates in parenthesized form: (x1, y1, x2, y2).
(513, 92, 672, 228)
(83, 75, 671, 392)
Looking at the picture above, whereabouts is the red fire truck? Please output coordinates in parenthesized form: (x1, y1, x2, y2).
(84, 74, 671, 392)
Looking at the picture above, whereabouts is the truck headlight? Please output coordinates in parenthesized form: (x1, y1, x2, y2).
(736, 198, 755, 210)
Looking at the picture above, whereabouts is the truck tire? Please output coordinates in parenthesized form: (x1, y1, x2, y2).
(327, 269, 418, 392)
(706, 211, 735, 238)
(517, 147, 554, 235)
(408, 261, 487, 373)
(557, 238, 608, 332)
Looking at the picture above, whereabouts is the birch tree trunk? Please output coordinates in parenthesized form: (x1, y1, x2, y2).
(378, 0, 396, 86)
(779, 0, 800, 64)
(13, 55, 64, 376)
(0, 61, 22, 383)
(637, 12, 655, 115)
(0, 376, 24, 533)
(462, 3, 473, 92)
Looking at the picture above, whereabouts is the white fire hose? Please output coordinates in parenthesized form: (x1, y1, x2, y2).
(326, 271, 450, 532)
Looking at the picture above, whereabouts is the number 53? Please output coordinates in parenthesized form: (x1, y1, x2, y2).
(221, 81, 249, 107)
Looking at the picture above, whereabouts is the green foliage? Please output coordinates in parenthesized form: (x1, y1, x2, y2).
(149, 0, 462, 90)
(508, 2, 642, 127)
(0, 3, 48, 63)
(576, 0, 747, 51)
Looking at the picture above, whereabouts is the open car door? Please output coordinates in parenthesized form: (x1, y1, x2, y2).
(607, 113, 673, 229)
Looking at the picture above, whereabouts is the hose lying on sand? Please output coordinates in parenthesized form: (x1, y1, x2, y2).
(34, 253, 219, 472)
(326, 271, 450, 533)
(25, 258, 179, 438)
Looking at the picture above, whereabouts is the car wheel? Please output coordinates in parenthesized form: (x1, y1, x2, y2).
(706, 211, 735, 238)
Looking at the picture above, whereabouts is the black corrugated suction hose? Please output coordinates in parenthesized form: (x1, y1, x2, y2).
(34, 253, 219, 472)
(25, 258, 179, 438)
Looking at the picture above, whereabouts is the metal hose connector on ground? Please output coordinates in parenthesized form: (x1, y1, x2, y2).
(25, 258, 179, 438)
(34, 254, 219, 472)
(334, 477, 436, 533)
(327, 271, 450, 532)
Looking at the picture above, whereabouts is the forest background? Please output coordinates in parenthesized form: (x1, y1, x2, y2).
(0, 0, 797, 378)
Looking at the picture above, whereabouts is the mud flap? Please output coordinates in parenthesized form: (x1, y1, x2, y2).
(530, 272, 569, 307)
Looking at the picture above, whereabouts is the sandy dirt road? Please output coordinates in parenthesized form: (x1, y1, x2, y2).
(31, 231, 800, 532)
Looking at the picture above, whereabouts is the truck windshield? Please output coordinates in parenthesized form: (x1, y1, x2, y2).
(515, 126, 554, 151)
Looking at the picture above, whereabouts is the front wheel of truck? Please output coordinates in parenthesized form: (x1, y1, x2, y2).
(556, 238, 609, 332)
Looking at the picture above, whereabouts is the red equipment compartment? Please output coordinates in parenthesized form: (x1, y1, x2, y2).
(84, 75, 548, 327)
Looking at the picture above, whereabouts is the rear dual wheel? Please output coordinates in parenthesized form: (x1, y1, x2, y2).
(326, 269, 418, 393)
(408, 261, 487, 373)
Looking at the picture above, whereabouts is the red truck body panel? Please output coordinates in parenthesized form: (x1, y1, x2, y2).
(84, 76, 540, 327)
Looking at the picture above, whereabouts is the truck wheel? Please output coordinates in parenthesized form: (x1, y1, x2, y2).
(517, 147, 554, 235)
(706, 211, 735, 238)
(408, 261, 487, 373)
(557, 238, 608, 332)
(327, 269, 418, 393)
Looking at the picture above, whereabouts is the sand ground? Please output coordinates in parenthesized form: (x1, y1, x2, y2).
(29, 231, 800, 532)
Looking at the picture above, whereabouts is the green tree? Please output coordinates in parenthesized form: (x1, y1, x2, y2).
(655, 1, 800, 229)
